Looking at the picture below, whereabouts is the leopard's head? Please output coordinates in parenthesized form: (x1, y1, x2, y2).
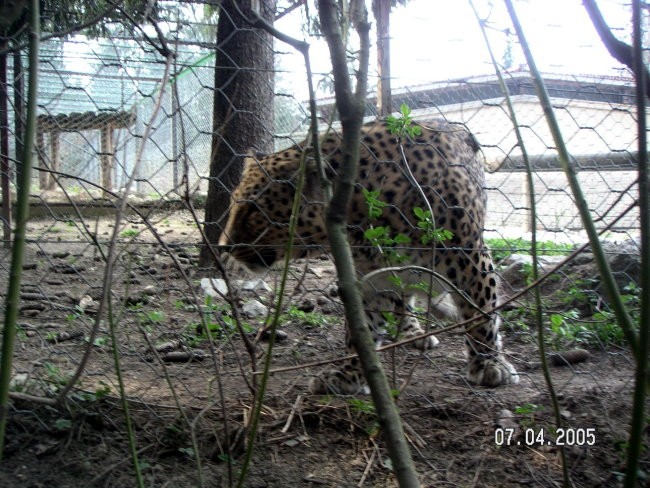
(218, 152, 327, 272)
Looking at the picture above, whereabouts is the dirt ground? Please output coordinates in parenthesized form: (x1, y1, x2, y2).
(0, 207, 647, 487)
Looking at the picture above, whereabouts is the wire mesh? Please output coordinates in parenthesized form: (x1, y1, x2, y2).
(0, 1, 646, 487)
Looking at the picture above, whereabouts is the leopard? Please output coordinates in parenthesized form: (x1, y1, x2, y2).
(218, 119, 519, 394)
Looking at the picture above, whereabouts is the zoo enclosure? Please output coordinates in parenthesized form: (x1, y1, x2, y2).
(0, 1, 647, 487)
(0, 11, 641, 242)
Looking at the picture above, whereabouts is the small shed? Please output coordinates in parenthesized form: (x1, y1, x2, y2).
(37, 110, 135, 190)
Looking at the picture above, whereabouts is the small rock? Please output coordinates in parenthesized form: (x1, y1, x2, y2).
(240, 279, 272, 293)
(50, 263, 85, 274)
(46, 330, 84, 343)
(321, 302, 339, 315)
(242, 300, 269, 318)
(496, 409, 519, 432)
(548, 348, 590, 366)
(201, 278, 228, 297)
(160, 349, 206, 362)
(52, 251, 70, 259)
(500, 254, 565, 289)
(297, 299, 315, 313)
(260, 329, 289, 342)
(142, 285, 157, 296)
(78, 294, 97, 312)
(10, 374, 29, 390)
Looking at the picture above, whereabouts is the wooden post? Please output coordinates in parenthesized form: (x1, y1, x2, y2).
(373, 0, 392, 116)
(48, 129, 59, 190)
(523, 172, 533, 233)
(100, 125, 113, 190)
(36, 129, 46, 190)
(0, 43, 11, 246)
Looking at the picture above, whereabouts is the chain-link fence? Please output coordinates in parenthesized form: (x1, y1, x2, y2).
(0, 1, 646, 487)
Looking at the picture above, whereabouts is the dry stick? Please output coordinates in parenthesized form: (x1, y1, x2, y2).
(234, 133, 314, 488)
(180, 92, 259, 389)
(0, 4, 117, 57)
(24, 167, 255, 459)
(103, 55, 175, 488)
(357, 448, 377, 487)
(317, 2, 420, 487)
(0, 0, 38, 460)
(8, 391, 57, 406)
(185, 200, 258, 393)
(89, 444, 154, 486)
(592, 178, 638, 224)
(55, 55, 171, 401)
(470, 0, 572, 487)
(506, 1, 639, 356)
(138, 327, 192, 417)
(281, 394, 303, 434)
(470, 3, 571, 487)
(624, 3, 650, 487)
(171, 70, 236, 486)
(508, 5, 642, 485)
(49, 50, 174, 488)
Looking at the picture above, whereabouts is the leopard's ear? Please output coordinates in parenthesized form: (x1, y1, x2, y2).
(241, 153, 260, 177)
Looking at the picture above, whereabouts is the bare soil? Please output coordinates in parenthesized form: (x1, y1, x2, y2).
(0, 209, 647, 487)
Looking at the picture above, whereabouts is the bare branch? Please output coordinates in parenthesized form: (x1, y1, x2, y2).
(583, 0, 650, 97)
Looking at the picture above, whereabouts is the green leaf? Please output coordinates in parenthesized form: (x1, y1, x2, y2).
(413, 207, 427, 220)
(393, 233, 411, 245)
(550, 314, 564, 328)
(54, 418, 72, 430)
(364, 226, 388, 242)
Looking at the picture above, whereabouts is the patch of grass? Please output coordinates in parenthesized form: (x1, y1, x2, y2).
(486, 237, 574, 263)
(280, 306, 330, 328)
(514, 403, 544, 428)
(183, 297, 255, 344)
(120, 228, 140, 238)
(548, 282, 640, 349)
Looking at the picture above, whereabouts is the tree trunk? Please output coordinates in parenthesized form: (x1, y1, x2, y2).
(0, 42, 10, 246)
(200, 0, 276, 268)
(13, 46, 24, 191)
(373, 0, 392, 116)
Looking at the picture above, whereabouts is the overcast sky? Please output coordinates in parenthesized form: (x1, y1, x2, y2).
(276, 0, 634, 94)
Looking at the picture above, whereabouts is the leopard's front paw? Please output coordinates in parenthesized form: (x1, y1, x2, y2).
(412, 333, 439, 350)
(400, 320, 439, 350)
(467, 356, 519, 387)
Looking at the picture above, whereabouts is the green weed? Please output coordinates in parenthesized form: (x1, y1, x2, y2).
(486, 237, 573, 263)
(280, 306, 330, 328)
(120, 228, 140, 238)
(386, 103, 422, 138)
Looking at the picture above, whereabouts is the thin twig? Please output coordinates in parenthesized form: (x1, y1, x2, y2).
(281, 394, 303, 433)
(357, 448, 376, 487)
